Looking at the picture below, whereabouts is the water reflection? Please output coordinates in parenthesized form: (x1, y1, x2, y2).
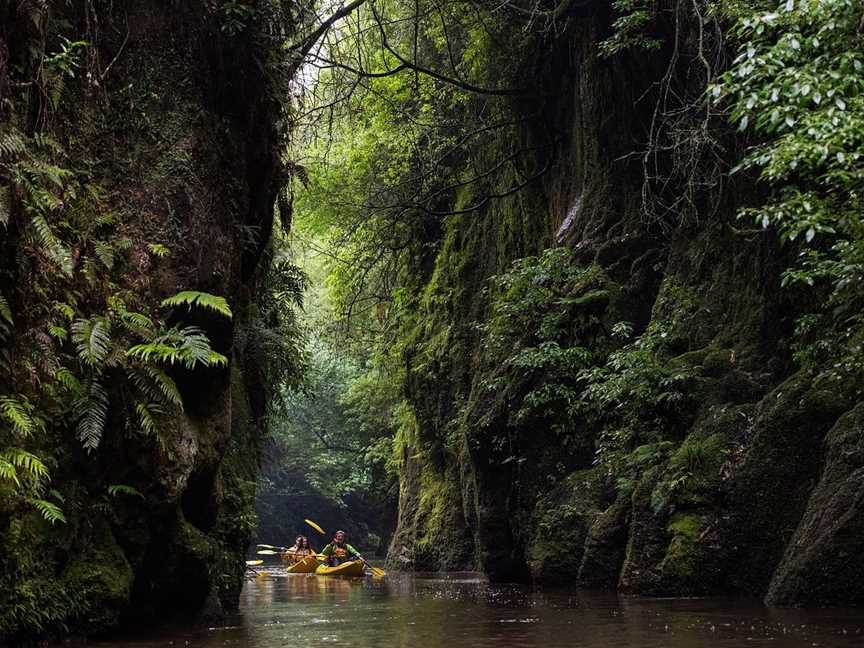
(77, 569, 864, 647)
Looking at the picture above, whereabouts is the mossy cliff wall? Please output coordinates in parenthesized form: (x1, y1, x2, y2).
(386, 4, 864, 606)
(0, 1, 295, 638)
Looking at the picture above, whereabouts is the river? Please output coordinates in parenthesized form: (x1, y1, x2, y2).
(88, 569, 863, 647)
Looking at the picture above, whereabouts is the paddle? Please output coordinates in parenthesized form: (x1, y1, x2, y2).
(256, 549, 281, 555)
(360, 559, 386, 578)
(257, 543, 290, 551)
(246, 559, 263, 566)
(305, 518, 326, 535)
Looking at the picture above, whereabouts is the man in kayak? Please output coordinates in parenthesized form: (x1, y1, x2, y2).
(320, 530, 363, 567)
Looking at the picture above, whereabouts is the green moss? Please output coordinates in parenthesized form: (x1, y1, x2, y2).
(659, 514, 704, 581)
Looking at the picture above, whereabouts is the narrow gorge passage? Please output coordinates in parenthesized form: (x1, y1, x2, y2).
(2, 0, 864, 644)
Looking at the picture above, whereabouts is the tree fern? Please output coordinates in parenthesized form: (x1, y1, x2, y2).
(161, 291, 233, 319)
(73, 380, 109, 451)
(71, 316, 112, 368)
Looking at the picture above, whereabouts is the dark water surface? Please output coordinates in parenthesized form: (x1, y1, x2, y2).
(91, 570, 863, 647)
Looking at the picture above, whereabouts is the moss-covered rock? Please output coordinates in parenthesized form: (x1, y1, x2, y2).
(528, 468, 607, 584)
(766, 402, 864, 606)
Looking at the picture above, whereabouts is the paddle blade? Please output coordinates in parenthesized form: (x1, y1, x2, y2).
(246, 560, 263, 566)
(371, 567, 386, 578)
(305, 518, 326, 535)
(257, 549, 280, 555)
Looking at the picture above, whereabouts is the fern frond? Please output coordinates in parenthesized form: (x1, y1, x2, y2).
(54, 302, 75, 321)
(0, 457, 19, 486)
(0, 130, 27, 160)
(0, 185, 11, 228)
(28, 498, 66, 524)
(161, 291, 233, 319)
(0, 294, 11, 338)
(128, 326, 227, 369)
(55, 367, 83, 393)
(47, 324, 67, 342)
(29, 214, 73, 276)
(147, 243, 169, 258)
(93, 240, 115, 269)
(107, 484, 143, 498)
(135, 402, 160, 437)
(71, 316, 112, 368)
(119, 310, 155, 339)
(73, 380, 109, 451)
(1, 448, 49, 483)
(142, 365, 183, 408)
(0, 396, 36, 437)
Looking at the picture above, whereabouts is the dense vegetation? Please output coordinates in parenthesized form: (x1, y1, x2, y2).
(289, 0, 864, 604)
(1, 0, 863, 640)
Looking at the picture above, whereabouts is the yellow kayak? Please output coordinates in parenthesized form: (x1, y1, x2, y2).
(284, 555, 319, 574)
(315, 561, 366, 577)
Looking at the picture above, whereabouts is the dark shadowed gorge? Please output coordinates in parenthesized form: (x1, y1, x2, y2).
(1, 0, 863, 642)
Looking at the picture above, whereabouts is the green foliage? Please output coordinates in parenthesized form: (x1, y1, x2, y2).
(480, 248, 611, 432)
(161, 290, 233, 319)
(127, 326, 228, 369)
(651, 433, 729, 513)
(106, 484, 144, 498)
(721, 0, 864, 385)
(600, 0, 663, 57)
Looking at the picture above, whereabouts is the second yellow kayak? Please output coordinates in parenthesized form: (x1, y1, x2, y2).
(285, 555, 319, 574)
(315, 561, 366, 577)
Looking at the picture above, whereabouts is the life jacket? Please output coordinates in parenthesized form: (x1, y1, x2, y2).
(333, 546, 348, 559)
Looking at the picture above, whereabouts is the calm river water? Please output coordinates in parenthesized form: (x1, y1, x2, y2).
(90, 569, 863, 648)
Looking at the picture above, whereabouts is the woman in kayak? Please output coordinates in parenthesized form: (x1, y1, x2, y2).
(286, 535, 315, 560)
(321, 530, 363, 566)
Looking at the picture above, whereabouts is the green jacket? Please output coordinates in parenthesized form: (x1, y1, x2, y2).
(321, 542, 362, 559)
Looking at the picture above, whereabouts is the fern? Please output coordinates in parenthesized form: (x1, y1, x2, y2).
(127, 326, 228, 369)
(93, 240, 115, 269)
(28, 498, 66, 524)
(119, 310, 155, 339)
(29, 214, 73, 276)
(47, 324, 67, 342)
(147, 243, 169, 258)
(73, 380, 109, 451)
(161, 291, 233, 319)
(107, 484, 143, 498)
(142, 365, 183, 408)
(1, 448, 49, 483)
(135, 402, 161, 436)
(0, 456, 19, 486)
(0, 294, 11, 337)
(55, 367, 83, 393)
(71, 316, 112, 368)
(0, 396, 36, 438)
(0, 129, 26, 160)
(0, 185, 10, 228)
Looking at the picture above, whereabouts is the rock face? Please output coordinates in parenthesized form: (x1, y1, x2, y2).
(385, 3, 864, 607)
(0, 1, 295, 637)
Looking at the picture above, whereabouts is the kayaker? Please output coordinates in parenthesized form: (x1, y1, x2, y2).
(287, 535, 315, 559)
(320, 530, 363, 567)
